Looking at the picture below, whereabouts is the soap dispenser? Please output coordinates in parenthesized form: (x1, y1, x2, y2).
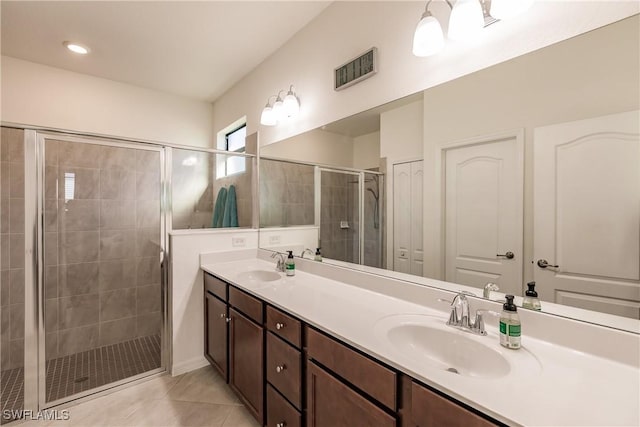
(314, 247, 323, 262)
(522, 281, 542, 311)
(285, 250, 296, 277)
(499, 295, 521, 350)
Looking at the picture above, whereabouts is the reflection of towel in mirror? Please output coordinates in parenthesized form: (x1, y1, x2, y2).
(212, 187, 227, 228)
(222, 185, 239, 227)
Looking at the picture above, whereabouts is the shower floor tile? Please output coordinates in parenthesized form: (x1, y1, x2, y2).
(0, 334, 161, 424)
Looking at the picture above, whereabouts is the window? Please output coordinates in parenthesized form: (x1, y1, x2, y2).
(217, 124, 247, 178)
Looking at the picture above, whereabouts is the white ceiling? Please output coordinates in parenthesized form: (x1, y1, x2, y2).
(0, 1, 331, 102)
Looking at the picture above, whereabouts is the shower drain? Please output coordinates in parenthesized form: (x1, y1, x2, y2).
(74, 376, 89, 383)
(446, 367, 459, 375)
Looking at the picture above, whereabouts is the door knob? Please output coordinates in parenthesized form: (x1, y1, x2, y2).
(537, 259, 559, 269)
(497, 251, 515, 259)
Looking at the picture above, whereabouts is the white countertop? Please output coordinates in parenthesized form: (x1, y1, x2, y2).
(201, 257, 640, 427)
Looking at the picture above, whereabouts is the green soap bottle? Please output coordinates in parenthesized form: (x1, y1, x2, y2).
(499, 295, 521, 350)
(285, 250, 295, 277)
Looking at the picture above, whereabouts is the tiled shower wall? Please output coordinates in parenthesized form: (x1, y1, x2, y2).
(172, 150, 253, 229)
(320, 171, 359, 264)
(260, 159, 314, 227)
(0, 127, 25, 371)
(43, 140, 161, 359)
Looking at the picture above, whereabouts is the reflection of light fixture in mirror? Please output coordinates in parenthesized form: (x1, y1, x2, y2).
(63, 41, 90, 55)
(283, 85, 300, 118)
(412, 1, 445, 57)
(490, 0, 534, 19)
(260, 95, 278, 126)
(448, 0, 484, 41)
(181, 156, 198, 166)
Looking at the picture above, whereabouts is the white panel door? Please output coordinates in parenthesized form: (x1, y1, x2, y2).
(445, 137, 523, 296)
(393, 162, 411, 273)
(533, 110, 640, 318)
(410, 161, 424, 276)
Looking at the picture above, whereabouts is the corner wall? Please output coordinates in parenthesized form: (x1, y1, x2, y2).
(1, 56, 214, 147)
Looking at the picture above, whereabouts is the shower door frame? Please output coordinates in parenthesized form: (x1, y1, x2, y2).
(25, 131, 170, 410)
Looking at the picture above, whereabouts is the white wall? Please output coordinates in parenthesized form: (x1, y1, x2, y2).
(211, 1, 638, 148)
(1, 56, 214, 147)
(353, 131, 380, 170)
(422, 15, 640, 287)
(260, 128, 354, 167)
(169, 229, 259, 375)
(380, 99, 423, 161)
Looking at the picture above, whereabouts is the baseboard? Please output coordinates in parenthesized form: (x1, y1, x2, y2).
(171, 356, 209, 376)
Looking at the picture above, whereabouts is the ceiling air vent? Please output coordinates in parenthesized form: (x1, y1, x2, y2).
(334, 47, 377, 91)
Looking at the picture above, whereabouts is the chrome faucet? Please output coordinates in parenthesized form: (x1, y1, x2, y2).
(300, 248, 314, 259)
(441, 291, 495, 336)
(483, 282, 499, 299)
(271, 252, 286, 272)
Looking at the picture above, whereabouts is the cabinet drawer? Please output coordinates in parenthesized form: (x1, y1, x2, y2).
(204, 272, 227, 301)
(229, 286, 263, 324)
(307, 361, 396, 427)
(267, 305, 302, 348)
(306, 327, 397, 411)
(411, 381, 497, 427)
(267, 332, 302, 409)
(267, 384, 301, 427)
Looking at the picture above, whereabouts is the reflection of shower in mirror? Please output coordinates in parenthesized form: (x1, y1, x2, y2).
(349, 174, 381, 229)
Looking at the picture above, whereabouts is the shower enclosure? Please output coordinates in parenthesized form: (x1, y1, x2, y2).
(317, 168, 384, 268)
(0, 127, 254, 423)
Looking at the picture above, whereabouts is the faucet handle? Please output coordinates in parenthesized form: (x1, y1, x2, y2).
(472, 309, 500, 335)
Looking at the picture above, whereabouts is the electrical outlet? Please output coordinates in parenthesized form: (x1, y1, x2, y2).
(232, 237, 246, 247)
(269, 235, 281, 245)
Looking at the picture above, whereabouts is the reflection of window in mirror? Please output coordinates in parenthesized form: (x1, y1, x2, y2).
(217, 122, 247, 178)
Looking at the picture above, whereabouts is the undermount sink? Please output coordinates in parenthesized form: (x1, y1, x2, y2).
(374, 314, 541, 379)
(236, 269, 282, 283)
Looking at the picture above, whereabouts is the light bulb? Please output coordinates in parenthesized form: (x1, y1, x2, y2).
(260, 104, 277, 126)
(448, 0, 484, 41)
(63, 41, 90, 55)
(412, 13, 444, 57)
(272, 97, 284, 122)
(490, 0, 534, 19)
(283, 88, 300, 118)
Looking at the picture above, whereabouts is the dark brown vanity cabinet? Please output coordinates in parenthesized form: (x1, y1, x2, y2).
(204, 274, 228, 380)
(203, 271, 501, 427)
(228, 287, 265, 423)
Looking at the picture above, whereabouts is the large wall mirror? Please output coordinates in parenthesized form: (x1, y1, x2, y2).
(257, 16, 640, 332)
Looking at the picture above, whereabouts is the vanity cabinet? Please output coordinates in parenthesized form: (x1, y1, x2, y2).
(203, 271, 501, 427)
(204, 274, 228, 380)
(228, 288, 265, 423)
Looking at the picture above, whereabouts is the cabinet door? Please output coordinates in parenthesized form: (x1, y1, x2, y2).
(307, 361, 396, 427)
(410, 381, 497, 427)
(205, 293, 228, 380)
(229, 308, 264, 423)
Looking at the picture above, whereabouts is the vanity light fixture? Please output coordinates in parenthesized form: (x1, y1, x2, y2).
(412, 0, 533, 57)
(63, 41, 90, 55)
(259, 86, 300, 126)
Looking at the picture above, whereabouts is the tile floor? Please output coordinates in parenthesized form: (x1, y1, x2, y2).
(13, 366, 259, 427)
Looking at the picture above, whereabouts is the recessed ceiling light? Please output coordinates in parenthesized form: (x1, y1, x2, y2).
(63, 41, 90, 55)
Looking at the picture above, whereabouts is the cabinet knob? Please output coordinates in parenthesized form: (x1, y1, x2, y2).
(225, 317, 232, 323)
(275, 364, 286, 373)
(276, 423, 286, 427)
(219, 313, 225, 319)
(275, 322, 285, 330)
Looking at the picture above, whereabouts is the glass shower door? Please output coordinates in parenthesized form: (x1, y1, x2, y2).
(319, 169, 361, 264)
(40, 135, 164, 405)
